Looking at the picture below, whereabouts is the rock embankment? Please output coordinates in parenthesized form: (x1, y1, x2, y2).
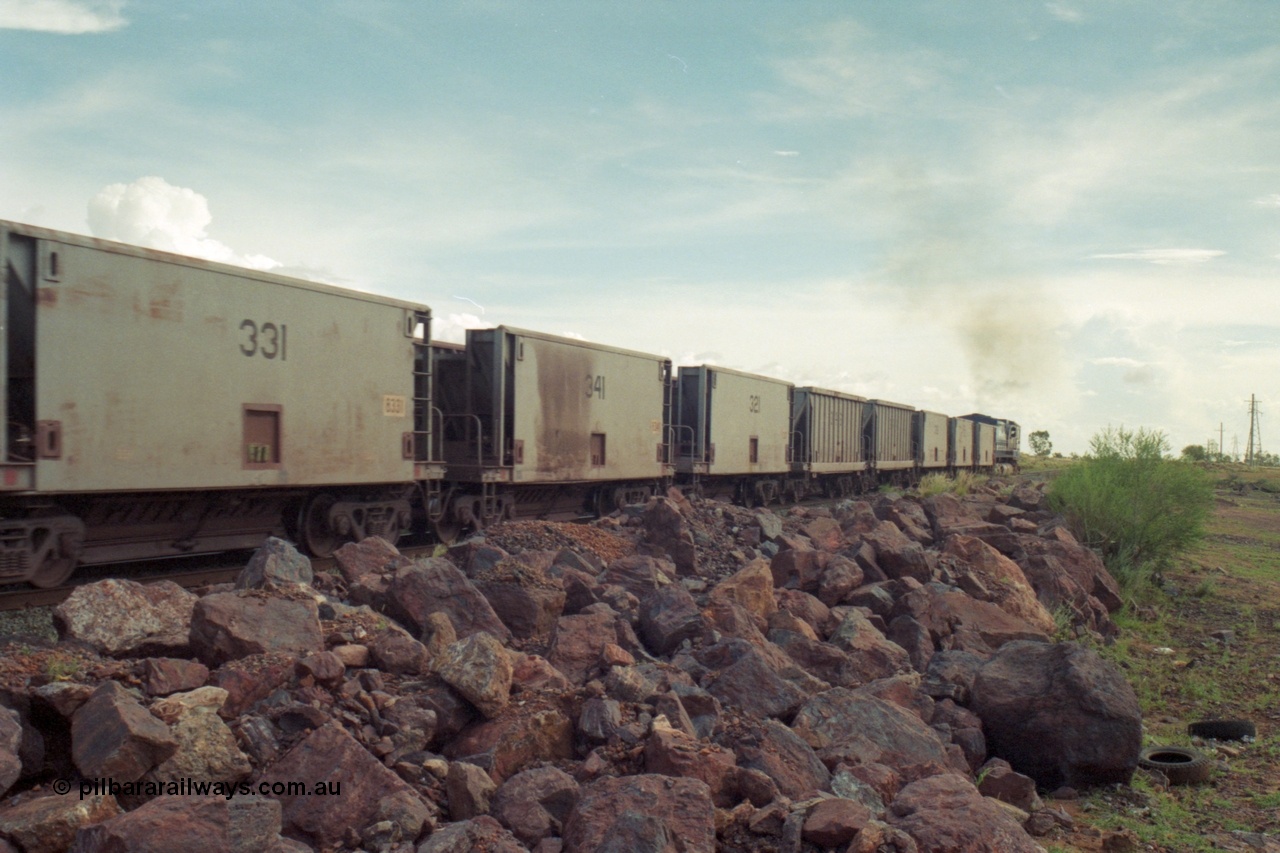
(0, 482, 1141, 852)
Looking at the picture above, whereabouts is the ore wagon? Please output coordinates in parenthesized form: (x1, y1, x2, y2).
(676, 365, 792, 504)
(0, 220, 443, 585)
(433, 326, 674, 537)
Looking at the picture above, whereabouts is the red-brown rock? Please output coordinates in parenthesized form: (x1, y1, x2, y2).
(68, 795, 285, 853)
(970, 640, 1142, 789)
(141, 658, 209, 696)
(0, 791, 120, 853)
(942, 535, 1055, 633)
(643, 727, 738, 806)
(189, 592, 323, 666)
(547, 604, 640, 685)
(802, 797, 873, 847)
(259, 720, 431, 849)
(491, 765, 579, 847)
(887, 772, 1042, 852)
(791, 689, 952, 782)
(638, 584, 708, 656)
(444, 703, 574, 784)
(416, 815, 525, 853)
(71, 682, 178, 783)
(709, 559, 777, 623)
(54, 580, 196, 658)
(730, 717, 830, 799)
(563, 774, 715, 852)
(387, 557, 512, 642)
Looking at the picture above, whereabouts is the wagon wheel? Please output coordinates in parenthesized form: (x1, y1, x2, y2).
(29, 552, 76, 589)
(432, 517, 463, 545)
(298, 493, 339, 558)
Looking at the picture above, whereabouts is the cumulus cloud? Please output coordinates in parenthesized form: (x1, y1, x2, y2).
(1090, 356, 1158, 384)
(1045, 3, 1083, 23)
(432, 312, 494, 344)
(1089, 248, 1225, 265)
(0, 0, 125, 33)
(87, 177, 280, 270)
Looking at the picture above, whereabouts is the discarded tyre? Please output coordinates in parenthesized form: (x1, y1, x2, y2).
(1187, 720, 1256, 741)
(1138, 746, 1213, 785)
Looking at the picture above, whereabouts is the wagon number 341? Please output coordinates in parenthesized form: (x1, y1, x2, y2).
(585, 374, 606, 399)
(240, 320, 287, 360)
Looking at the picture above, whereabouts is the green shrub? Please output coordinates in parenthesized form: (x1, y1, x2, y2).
(1047, 426, 1213, 587)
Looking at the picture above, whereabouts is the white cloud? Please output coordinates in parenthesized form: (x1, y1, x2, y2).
(1255, 193, 1280, 207)
(1045, 3, 1083, 23)
(0, 0, 125, 33)
(87, 176, 280, 270)
(1089, 248, 1225, 265)
(433, 312, 494, 345)
(1090, 356, 1146, 367)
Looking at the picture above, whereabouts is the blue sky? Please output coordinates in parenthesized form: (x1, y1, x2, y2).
(3, 1, 1280, 456)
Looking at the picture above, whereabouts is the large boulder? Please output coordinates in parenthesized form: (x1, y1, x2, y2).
(67, 795, 284, 853)
(491, 766, 579, 847)
(638, 584, 708, 656)
(887, 772, 1042, 852)
(547, 604, 642, 686)
(1018, 525, 1124, 631)
(0, 791, 120, 853)
(790, 689, 953, 782)
(142, 687, 251, 792)
(443, 702, 574, 784)
(472, 556, 566, 643)
(941, 534, 1056, 634)
(54, 580, 196, 657)
(641, 496, 699, 575)
(258, 720, 431, 849)
(234, 537, 312, 589)
(189, 592, 323, 666)
(861, 521, 933, 582)
(386, 558, 512, 642)
(891, 582, 1049, 659)
(698, 640, 819, 720)
(434, 631, 513, 719)
(970, 640, 1142, 789)
(729, 718, 830, 799)
(643, 726, 738, 807)
(563, 774, 715, 852)
(71, 682, 178, 783)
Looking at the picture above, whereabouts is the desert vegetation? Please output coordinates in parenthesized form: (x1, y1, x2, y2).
(1046, 426, 1214, 589)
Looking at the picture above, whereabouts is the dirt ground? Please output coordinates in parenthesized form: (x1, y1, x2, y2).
(1033, 468, 1280, 853)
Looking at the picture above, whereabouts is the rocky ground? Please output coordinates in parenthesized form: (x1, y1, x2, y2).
(0, 481, 1213, 852)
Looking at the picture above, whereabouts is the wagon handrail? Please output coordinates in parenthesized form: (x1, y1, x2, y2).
(439, 413, 486, 469)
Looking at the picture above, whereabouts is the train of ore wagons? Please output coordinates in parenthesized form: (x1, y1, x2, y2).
(0, 220, 1020, 587)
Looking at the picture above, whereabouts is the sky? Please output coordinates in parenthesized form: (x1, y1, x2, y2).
(3, 1, 1280, 457)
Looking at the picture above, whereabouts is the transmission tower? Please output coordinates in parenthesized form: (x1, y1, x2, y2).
(1245, 394, 1263, 465)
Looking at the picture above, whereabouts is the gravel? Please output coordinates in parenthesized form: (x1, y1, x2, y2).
(0, 605, 57, 642)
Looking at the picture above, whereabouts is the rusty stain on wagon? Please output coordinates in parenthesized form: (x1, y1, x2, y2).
(534, 340, 593, 477)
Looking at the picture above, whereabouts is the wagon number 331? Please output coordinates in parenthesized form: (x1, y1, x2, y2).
(239, 320, 287, 360)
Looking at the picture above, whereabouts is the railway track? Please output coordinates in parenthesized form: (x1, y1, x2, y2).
(0, 563, 248, 612)
(0, 539, 443, 613)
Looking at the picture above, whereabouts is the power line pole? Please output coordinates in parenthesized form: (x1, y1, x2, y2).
(1246, 394, 1263, 466)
